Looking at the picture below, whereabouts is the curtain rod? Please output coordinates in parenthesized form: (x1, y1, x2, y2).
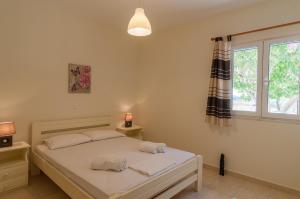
(211, 20, 300, 41)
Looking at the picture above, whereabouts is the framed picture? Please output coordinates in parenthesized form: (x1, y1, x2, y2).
(68, 64, 91, 93)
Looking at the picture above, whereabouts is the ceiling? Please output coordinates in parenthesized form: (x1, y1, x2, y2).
(62, 0, 266, 31)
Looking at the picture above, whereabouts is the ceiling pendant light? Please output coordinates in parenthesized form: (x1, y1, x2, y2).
(127, 1, 152, 37)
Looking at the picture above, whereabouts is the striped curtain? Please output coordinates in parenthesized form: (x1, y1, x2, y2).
(205, 36, 232, 126)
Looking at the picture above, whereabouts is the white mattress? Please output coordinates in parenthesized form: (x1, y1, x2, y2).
(36, 137, 195, 199)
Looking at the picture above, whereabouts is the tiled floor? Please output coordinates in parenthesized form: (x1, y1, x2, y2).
(1, 168, 299, 199)
(173, 169, 300, 199)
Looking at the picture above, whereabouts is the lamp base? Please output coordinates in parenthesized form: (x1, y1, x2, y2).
(125, 121, 132, 128)
(0, 135, 13, 148)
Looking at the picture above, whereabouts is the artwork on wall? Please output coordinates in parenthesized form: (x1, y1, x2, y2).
(68, 63, 91, 93)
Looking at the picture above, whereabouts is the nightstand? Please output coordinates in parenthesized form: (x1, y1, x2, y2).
(0, 142, 30, 193)
(116, 125, 143, 140)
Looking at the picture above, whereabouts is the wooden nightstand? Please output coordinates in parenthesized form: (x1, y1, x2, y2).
(0, 142, 30, 193)
(116, 125, 143, 140)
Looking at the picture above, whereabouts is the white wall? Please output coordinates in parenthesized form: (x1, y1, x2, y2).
(138, 0, 300, 191)
(0, 0, 139, 143)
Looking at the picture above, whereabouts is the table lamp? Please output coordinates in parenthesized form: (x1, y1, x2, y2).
(124, 113, 133, 128)
(0, 122, 16, 148)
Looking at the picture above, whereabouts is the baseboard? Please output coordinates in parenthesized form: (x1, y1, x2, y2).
(203, 163, 300, 196)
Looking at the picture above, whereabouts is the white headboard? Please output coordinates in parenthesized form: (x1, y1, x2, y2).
(32, 116, 112, 150)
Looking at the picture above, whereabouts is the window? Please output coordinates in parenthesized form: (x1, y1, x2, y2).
(232, 43, 262, 116)
(263, 37, 300, 119)
(232, 36, 300, 120)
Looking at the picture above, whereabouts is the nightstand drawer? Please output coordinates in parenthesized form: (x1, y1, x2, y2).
(0, 142, 30, 193)
(0, 175, 27, 192)
(0, 163, 28, 181)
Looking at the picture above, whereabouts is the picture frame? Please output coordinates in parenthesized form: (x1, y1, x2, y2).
(68, 64, 91, 93)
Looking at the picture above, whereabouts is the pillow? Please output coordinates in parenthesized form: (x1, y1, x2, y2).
(44, 134, 92, 150)
(82, 130, 125, 141)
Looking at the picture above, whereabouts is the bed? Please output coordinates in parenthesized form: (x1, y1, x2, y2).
(31, 116, 202, 199)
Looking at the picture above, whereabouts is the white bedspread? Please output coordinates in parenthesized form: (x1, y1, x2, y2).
(129, 156, 176, 176)
(36, 137, 195, 199)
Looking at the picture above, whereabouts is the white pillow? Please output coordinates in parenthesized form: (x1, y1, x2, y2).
(83, 130, 125, 141)
(44, 134, 92, 150)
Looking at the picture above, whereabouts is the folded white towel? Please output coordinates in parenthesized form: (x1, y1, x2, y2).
(139, 142, 167, 154)
(129, 157, 176, 176)
(139, 142, 158, 154)
(91, 155, 127, 172)
(156, 143, 166, 153)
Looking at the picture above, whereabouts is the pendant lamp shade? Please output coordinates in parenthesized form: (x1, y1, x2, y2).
(128, 8, 152, 37)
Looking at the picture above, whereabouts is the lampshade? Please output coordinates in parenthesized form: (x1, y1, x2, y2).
(128, 8, 152, 37)
(124, 113, 133, 121)
(0, 122, 16, 136)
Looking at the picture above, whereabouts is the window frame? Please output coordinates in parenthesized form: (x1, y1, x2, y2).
(231, 42, 263, 117)
(262, 35, 300, 120)
(231, 35, 300, 120)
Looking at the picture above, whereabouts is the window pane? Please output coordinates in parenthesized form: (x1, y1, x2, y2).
(233, 47, 258, 112)
(268, 41, 300, 115)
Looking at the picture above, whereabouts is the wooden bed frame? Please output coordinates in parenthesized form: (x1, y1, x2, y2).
(31, 116, 203, 199)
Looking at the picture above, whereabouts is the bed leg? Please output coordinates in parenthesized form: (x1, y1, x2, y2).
(194, 155, 203, 192)
(31, 163, 41, 176)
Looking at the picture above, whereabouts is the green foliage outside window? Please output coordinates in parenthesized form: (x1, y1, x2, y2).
(268, 43, 300, 112)
(233, 42, 300, 113)
(233, 48, 257, 102)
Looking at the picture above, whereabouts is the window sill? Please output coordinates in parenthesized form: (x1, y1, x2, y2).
(232, 114, 300, 125)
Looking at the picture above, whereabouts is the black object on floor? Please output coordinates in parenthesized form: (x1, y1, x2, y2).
(219, 153, 225, 176)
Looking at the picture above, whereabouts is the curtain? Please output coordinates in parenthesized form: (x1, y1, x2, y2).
(205, 36, 232, 126)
